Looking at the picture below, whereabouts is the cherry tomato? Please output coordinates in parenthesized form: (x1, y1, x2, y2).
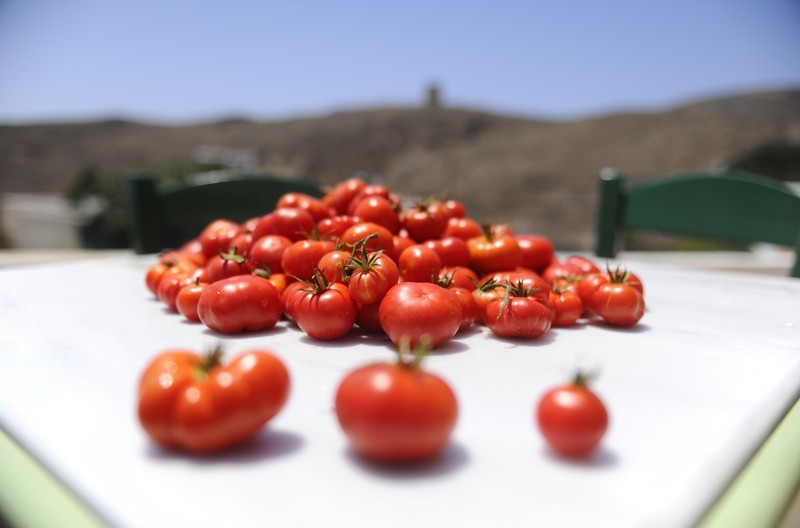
(335, 347, 458, 462)
(251, 208, 315, 242)
(424, 237, 471, 268)
(157, 272, 193, 311)
(205, 248, 253, 283)
(281, 239, 336, 282)
(249, 235, 292, 274)
(379, 282, 461, 348)
(197, 275, 282, 334)
(593, 283, 645, 326)
(548, 288, 583, 327)
(318, 249, 352, 284)
(340, 222, 394, 254)
(467, 228, 522, 274)
(403, 201, 448, 242)
(138, 347, 289, 454)
(443, 217, 483, 240)
(537, 373, 609, 458)
(439, 266, 479, 291)
(317, 215, 361, 240)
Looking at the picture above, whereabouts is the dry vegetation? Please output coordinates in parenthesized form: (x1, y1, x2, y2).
(1, 89, 798, 249)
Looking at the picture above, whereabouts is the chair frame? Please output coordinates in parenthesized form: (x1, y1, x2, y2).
(127, 170, 322, 254)
(595, 168, 800, 277)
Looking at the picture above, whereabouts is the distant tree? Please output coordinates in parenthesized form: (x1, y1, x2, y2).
(729, 140, 800, 182)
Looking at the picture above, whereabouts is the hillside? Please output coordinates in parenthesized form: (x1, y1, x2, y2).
(1, 89, 798, 249)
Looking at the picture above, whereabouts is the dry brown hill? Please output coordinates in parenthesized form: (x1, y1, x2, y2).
(1, 88, 798, 248)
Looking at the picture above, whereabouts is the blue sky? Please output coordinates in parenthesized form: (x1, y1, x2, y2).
(0, 0, 799, 124)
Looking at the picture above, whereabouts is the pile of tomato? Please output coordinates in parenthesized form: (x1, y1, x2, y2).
(141, 176, 645, 460)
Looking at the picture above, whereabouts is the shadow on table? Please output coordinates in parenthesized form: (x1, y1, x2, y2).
(144, 428, 304, 465)
(299, 330, 471, 356)
(344, 440, 470, 480)
(539, 444, 620, 470)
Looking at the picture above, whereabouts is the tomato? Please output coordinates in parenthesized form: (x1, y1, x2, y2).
(439, 266, 479, 291)
(324, 177, 367, 215)
(398, 244, 442, 283)
(281, 281, 307, 322)
(197, 275, 282, 334)
(205, 247, 253, 283)
(175, 279, 209, 322)
(563, 255, 601, 276)
(379, 282, 461, 348)
(578, 266, 644, 315)
(249, 234, 292, 274)
(317, 215, 361, 240)
(334, 348, 457, 462)
(536, 373, 609, 458)
(471, 279, 507, 325)
(229, 231, 254, 256)
(340, 222, 394, 254)
(157, 272, 194, 311)
(146, 258, 196, 296)
(252, 267, 288, 295)
(317, 248, 352, 284)
(251, 208, 315, 242)
(516, 234, 555, 273)
(138, 347, 290, 454)
(351, 195, 401, 234)
(438, 198, 466, 219)
(199, 219, 243, 259)
(354, 301, 383, 333)
(347, 184, 401, 215)
(443, 217, 483, 240)
(176, 240, 206, 266)
(281, 239, 336, 282)
(277, 192, 332, 222)
(485, 283, 552, 338)
(548, 289, 583, 327)
(403, 201, 448, 242)
(388, 234, 415, 262)
(593, 283, 645, 326)
(293, 271, 356, 340)
(467, 228, 522, 274)
(348, 248, 399, 305)
(424, 237, 470, 268)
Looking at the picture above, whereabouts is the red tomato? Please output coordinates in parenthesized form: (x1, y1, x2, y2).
(199, 219, 243, 259)
(281, 281, 307, 322)
(348, 249, 399, 305)
(293, 272, 356, 340)
(335, 356, 457, 462)
(548, 289, 583, 327)
(537, 374, 609, 458)
(249, 235, 292, 274)
(251, 208, 315, 242)
(516, 234, 555, 273)
(439, 266, 479, 291)
(351, 196, 401, 234)
(340, 222, 394, 254)
(403, 202, 448, 242)
(205, 248, 253, 283)
(354, 301, 383, 333)
(379, 282, 461, 348)
(157, 273, 193, 311)
(347, 184, 400, 215)
(324, 177, 367, 215)
(281, 239, 336, 282)
(443, 217, 483, 240)
(398, 244, 442, 283)
(563, 255, 601, 275)
(424, 237, 471, 268)
(485, 283, 552, 338)
(146, 258, 196, 296)
(176, 280, 209, 322)
(317, 215, 361, 240)
(277, 192, 331, 222)
(593, 283, 645, 326)
(438, 198, 466, 219)
(318, 249, 352, 284)
(467, 229, 522, 274)
(197, 275, 282, 334)
(138, 347, 289, 454)
(388, 234, 415, 262)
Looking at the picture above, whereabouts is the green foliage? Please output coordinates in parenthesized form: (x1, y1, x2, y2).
(730, 140, 800, 182)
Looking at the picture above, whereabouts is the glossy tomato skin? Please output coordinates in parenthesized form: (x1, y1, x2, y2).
(317, 215, 361, 240)
(197, 275, 282, 334)
(340, 222, 394, 254)
(176, 281, 209, 322)
(379, 282, 461, 348)
(199, 219, 243, 259)
(485, 296, 552, 338)
(335, 363, 458, 462)
(403, 204, 447, 242)
(348, 252, 399, 305)
(324, 177, 367, 215)
(252, 208, 315, 242)
(467, 234, 522, 274)
(537, 380, 608, 458)
(249, 235, 292, 274)
(276, 192, 331, 222)
(294, 282, 356, 340)
(398, 244, 442, 283)
(548, 290, 583, 327)
(138, 349, 290, 454)
(443, 217, 483, 240)
(281, 239, 336, 282)
(516, 235, 555, 273)
(424, 237, 471, 268)
(351, 196, 401, 234)
(592, 283, 645, 326)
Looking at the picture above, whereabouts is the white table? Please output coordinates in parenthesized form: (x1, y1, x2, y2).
(1, 254, 799, 528)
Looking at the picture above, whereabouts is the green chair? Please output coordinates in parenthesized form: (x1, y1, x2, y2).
(595, 168, 800, 277)
(127, 170, 322, 254)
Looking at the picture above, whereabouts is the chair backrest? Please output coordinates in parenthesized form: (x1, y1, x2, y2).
(595, 168, 800, 277)
(127, 170, 322, 254)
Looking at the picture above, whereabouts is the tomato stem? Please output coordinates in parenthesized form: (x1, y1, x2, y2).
(194, 345, 224, 381)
